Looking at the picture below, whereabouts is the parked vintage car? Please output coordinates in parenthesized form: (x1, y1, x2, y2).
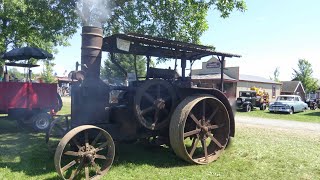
(269, 95, 308, 114)
(236, 89, 269, 112)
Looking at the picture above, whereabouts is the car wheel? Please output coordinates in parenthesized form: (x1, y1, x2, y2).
(245, 104, 251, 112)
(260, 103, 267, 110)
(289, 108, 294, 115)
(30, 112, 52, 132)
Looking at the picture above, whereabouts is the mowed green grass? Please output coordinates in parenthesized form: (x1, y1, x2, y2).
(236, 108, 320, 123)
(0, 98, 319, 179)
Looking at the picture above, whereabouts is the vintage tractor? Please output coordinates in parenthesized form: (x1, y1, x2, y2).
(236, 87, 269, 112)
(0, 60, 62, 131)
(48, 26, 240, 179)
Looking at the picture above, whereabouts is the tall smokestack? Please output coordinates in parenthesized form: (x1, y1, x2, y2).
(81, 26, 103, 78)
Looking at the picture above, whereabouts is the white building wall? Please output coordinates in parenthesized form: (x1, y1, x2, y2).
(237, 81, 281, 101)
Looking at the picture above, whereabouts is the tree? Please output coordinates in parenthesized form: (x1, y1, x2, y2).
(270, 67, 280, 82)
(40, 61, 57, 83)
(7, 67, 24, 80)
(292, 59, 318, 93)
(104, 0, 247, 43)
(0, 0, 79, 76)
(101, 54, 147, 83)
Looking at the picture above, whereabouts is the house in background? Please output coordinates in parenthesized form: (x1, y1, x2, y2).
(280, 81, 306, 101)
(191, 57, 282, 99)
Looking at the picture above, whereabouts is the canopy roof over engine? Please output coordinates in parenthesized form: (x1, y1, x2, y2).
(102, 33, 241, 60)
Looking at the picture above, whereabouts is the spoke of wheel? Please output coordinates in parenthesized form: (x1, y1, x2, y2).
(96, 142, 108, 152)
(91, 132, 103, 147)
(64, 151, 78, 156)
(144, 92, 155, 104)
(201, 139, 208, 161)
(61, 160, 77, 173)
(207, 133, 223, 148)
(95, 154, 107, 160)
(202, 100, 206, 122)
(189, 112, 202, 128)
(85, 166, 90, 180)
(183, 129, 201, 138)
(157, 84, 161, 99)
(91, 161, 102, 174)
(71, 137, 82, 149)
(207, 107, 219, 123)
(69, 159, 84, 179)
(189, 135, 200, 157)
(207, 123, 225, 130)
(141, 106, 155, 115)
(152, 109, 160, 127)
(85, 131, 89, 149)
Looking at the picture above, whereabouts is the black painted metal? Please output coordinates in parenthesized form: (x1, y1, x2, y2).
(72, 26, 109, 127)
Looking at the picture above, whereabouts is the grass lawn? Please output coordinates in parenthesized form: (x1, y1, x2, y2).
(236, 108, 320, 123)
(0, 97, 319, 179)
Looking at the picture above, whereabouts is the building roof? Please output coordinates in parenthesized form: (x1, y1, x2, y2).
(281, 81, 305, 93)
(191, 73, 237, 82)
(239, 74, 281, 84)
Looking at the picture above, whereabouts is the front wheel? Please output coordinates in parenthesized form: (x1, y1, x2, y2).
(54, 125, 115, 180)
(244, 104, 251, 112)
(289, 108, 294, 115)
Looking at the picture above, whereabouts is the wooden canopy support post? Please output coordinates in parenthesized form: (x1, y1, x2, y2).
(146, 56, 150, 80)
(181, 54, 187, 80)
(218, 56, 226, 92)
(134, 55, 138, 80)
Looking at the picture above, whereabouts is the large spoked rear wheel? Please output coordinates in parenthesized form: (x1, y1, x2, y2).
(170, 95, 230, 165)
(54, 125, 115, 180)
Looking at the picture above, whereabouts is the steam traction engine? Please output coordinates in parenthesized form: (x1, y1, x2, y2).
(52, 26, 241, 179)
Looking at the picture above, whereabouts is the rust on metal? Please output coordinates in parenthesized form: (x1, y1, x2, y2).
(81, 26, 103, 79)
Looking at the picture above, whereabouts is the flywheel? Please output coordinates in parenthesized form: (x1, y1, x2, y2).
(134, 79, 177, 130)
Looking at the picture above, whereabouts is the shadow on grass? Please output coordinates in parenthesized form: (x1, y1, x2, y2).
(0, 120, 189, 178)
(0, 119, 32, 133)
(112, 143, 188, 168)
(304, 111, 320, 116)
(0, 131, 57, 177)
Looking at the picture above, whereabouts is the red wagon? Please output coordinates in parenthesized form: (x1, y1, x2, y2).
(0, 47, 62, 131)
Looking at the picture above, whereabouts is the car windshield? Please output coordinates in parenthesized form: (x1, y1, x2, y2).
(240, 92, 252, 97)
(277, 96, 294, 101)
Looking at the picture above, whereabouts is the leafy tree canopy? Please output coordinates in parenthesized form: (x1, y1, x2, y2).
(101, 54, 150, 83)
(0, 0, 78, 76)
(105, 0, 246, 43)
(292, 59, 319, 93)
(0, 0, 78, 54)
(40, 61, 57, 83)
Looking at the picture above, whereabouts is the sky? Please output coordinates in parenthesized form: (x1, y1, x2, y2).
(50, 0, 320, 81)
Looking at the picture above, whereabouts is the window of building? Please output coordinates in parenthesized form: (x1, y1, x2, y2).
(272, 85, 276, 98)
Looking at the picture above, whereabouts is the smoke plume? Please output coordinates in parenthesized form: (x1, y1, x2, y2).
(76, 0, 111, 27)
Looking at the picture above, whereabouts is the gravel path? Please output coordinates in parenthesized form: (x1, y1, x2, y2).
(235, 115, 320, 135)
